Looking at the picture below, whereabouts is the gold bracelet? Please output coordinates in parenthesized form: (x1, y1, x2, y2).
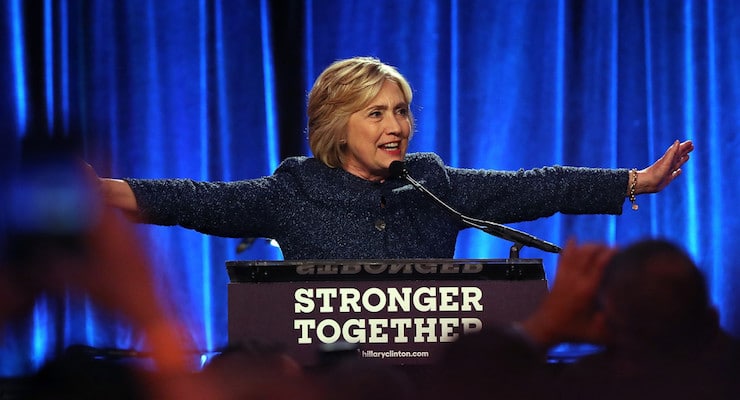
(629, 168, 638, 211)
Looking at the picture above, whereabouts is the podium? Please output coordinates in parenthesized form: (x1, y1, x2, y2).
(226, 259, 548, 366)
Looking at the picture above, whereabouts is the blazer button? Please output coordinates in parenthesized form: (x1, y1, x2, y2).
(374, 219, 386, 231)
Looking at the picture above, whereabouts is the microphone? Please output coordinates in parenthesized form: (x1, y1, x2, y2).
(389, 160, 562, 257)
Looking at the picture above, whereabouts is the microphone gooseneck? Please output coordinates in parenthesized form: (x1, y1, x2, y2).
(389, 161, 562, 257)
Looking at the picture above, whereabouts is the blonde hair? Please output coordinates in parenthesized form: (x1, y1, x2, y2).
(307, 57, 414, 168)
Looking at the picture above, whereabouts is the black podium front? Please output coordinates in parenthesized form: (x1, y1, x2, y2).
(226, 259, 548, 367)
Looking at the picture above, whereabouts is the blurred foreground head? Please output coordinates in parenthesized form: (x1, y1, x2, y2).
(1, 136, 102, 319)
(598, 239, 718, 358)
(1, 135, 194, 379)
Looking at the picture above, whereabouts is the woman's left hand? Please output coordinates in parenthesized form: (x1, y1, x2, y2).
(636, 139, 694, 194)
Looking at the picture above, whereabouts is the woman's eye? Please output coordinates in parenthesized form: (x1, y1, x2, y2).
(396, 108, 409, 116)
(369, 111, 382, 118)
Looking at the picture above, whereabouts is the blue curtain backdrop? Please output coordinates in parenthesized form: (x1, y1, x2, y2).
(2, 0, 738, 376)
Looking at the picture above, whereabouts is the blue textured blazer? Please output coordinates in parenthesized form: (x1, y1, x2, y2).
(125, 152, 628, 259)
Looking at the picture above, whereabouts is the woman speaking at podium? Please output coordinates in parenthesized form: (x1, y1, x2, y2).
(96, 57, 693, 260)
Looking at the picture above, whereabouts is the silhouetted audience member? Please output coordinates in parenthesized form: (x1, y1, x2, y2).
(422, 238, 739, 400)
(423, 324, 551, 400)
(559, 239, 740, 399)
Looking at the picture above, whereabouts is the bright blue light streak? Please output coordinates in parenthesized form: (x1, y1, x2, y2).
(606, 0, 619, 243)
(260, 0, 279, 172)
(199, 0, 209, 181)
(44, 0, 54, 133)
(705, 0, 724, 310)
(199, 0, 214, 352)
(85, 296, 97, 346)
(214, 0, 231, 182)
(60, 0, 70, 133)
(643, 1, 659, 234)
(551, 0, 565, 258)
(32, 298, 50, 369)
(682, 0, 699, 256)
(10, 0, 28, 135)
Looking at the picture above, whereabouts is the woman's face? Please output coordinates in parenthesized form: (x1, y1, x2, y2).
(342, 80, 411, 181)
